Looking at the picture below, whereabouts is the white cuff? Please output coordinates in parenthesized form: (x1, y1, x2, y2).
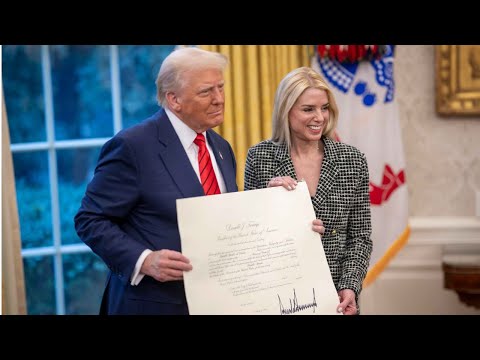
(130, 249, 153, 286)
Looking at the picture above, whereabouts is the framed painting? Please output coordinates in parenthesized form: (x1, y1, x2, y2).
(436, 45, 480, 116)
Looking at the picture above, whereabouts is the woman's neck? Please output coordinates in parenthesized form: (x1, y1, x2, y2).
(291, 139, 324, 158)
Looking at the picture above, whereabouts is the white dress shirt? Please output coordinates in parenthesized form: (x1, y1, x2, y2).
(130, 109, 226, 285)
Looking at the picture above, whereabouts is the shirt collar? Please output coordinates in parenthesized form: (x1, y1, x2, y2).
(165, 108, 206, 149)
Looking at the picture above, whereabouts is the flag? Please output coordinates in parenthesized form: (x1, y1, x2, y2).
(312, 45, 410, 286)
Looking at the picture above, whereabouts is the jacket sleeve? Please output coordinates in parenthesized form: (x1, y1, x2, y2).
(337, 153, 373, 298)
(74, 135, 148, 285)
(243, 147, 258, 191)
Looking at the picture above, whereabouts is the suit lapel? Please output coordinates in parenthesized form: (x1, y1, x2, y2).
(274, 143, 297, 180)
(206, 130, 237, 192)
(273, 138, 338, 207)
(314, 137, 338, 206)
(155, 111, 204, 198)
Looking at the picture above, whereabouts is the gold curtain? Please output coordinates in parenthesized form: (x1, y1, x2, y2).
(199, 45, 310, 190)
(2, 94, 27, 315)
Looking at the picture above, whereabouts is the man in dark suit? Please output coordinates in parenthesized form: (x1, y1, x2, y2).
(74, 47, 238, 315)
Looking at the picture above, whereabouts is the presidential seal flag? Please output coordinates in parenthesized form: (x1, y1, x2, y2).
(312, 45, 410, 286)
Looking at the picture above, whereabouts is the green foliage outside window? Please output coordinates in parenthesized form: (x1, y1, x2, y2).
(4, 44, 176, 314)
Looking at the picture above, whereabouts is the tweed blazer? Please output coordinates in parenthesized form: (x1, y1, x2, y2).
(244, 137, 372, 299)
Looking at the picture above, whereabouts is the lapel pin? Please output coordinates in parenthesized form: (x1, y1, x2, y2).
(219, 151, 223, 160)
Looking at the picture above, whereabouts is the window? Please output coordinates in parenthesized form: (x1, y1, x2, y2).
(3, 45, 176, 314)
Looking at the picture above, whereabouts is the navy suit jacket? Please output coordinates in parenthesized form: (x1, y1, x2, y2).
(74, 109, 238, 314)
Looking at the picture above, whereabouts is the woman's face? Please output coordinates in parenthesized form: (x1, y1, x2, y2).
(288, 88, 330, 144)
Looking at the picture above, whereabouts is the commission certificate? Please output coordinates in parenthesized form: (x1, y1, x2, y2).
(177, 182, 339, 315)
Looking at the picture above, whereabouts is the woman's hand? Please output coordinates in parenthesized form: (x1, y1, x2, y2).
(312, 218, 325, 235)
(337, 289, 357, 315)
(267, 176, 297, 190)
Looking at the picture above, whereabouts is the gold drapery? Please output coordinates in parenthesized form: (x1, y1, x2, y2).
(200, 45, 310, 190)
(2, 94, 27, 315)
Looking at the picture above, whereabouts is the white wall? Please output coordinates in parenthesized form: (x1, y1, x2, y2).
(360, 217, 480, 314)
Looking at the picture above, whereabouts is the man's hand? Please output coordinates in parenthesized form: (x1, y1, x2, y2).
(141, 249, 192, 282)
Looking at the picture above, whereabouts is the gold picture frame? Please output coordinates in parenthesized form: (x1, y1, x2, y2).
(436, 45, 480, 116)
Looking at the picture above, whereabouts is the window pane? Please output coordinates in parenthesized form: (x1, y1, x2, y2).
(50, 45, 113, 140)
(2, 45, 46, 143)
(13, 151, 52, 249)
(24, 256, 55, 314)
(63, 252, 108, 314)
(119, 45, 176, 129)
(57, 147, 102, 245)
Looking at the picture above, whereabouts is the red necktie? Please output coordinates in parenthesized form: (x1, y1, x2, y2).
(194, 133, 220, 195)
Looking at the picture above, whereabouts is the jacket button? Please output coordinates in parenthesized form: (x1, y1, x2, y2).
(332, 229, 337, 234)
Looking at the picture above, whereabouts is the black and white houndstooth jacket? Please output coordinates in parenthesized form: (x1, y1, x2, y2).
(244, 136, 372, 301)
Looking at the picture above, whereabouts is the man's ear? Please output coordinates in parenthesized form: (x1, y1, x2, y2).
(166, 91, 181, 112)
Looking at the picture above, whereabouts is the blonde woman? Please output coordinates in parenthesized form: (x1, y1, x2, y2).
(244, 67, 372, 315)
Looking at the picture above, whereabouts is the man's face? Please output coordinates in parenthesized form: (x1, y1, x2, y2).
(172, 68, 225, 133)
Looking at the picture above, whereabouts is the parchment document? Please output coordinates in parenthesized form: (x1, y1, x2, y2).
(176, 182, 340, 315)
